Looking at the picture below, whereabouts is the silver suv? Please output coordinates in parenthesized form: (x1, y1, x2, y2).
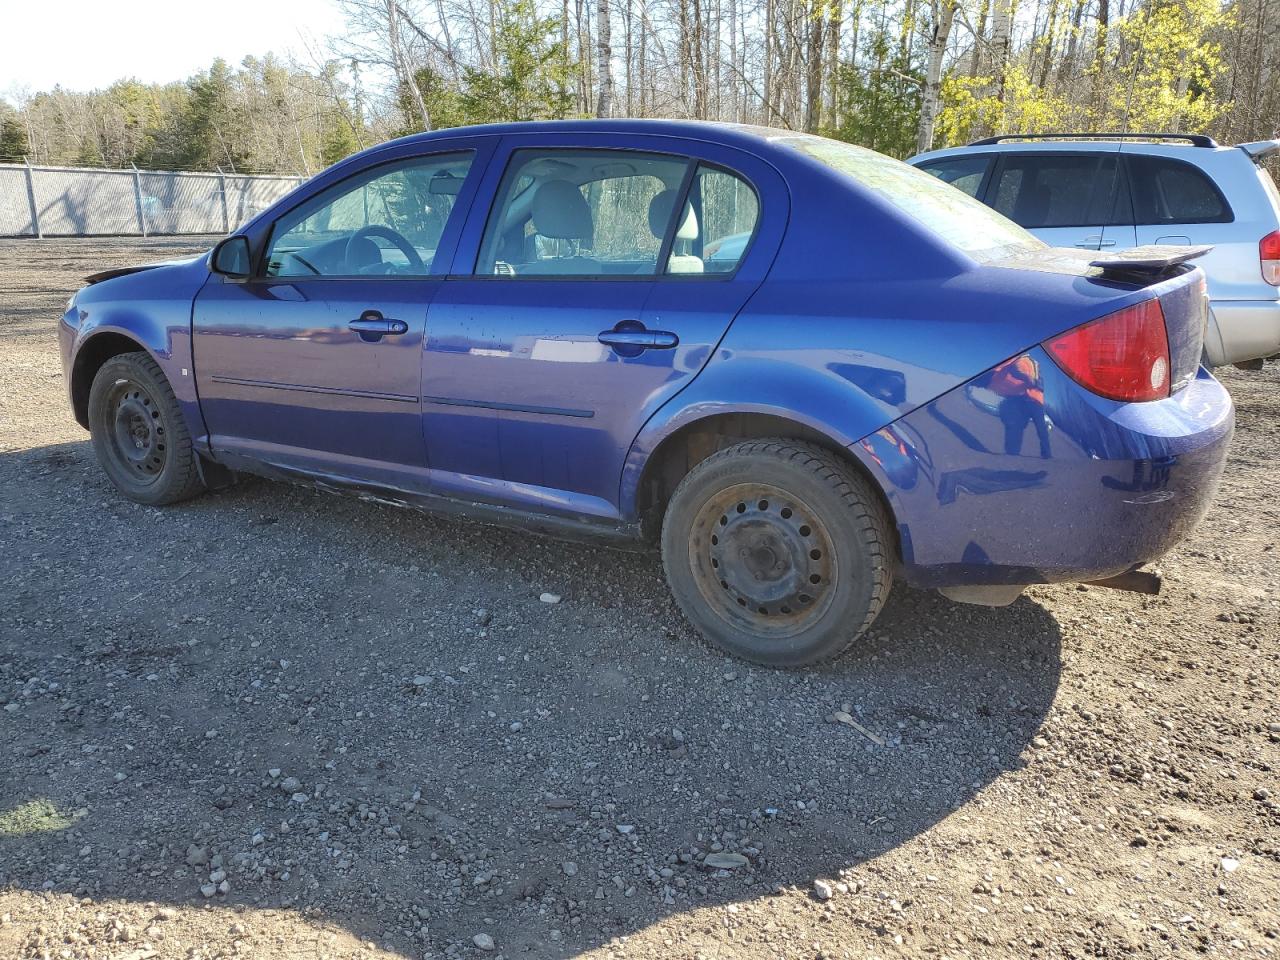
(909, 133, 1280, 367)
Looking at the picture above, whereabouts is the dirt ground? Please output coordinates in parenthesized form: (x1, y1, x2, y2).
(0, 237, 1276, 960)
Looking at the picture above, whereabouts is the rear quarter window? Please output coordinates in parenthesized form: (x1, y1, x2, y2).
(778, 136, 1039, 262)
(1127, 155, 1233, 224)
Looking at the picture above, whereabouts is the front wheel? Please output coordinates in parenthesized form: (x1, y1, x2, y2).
(661, 439, 893, 667)
(87, 352, 206, 506)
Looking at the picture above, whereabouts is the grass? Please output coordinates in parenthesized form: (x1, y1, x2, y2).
(0, 800, 77, 838)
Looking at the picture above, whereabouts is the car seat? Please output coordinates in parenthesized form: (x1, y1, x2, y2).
(648, 189, 704, 274)
(522, 180, 601, 275)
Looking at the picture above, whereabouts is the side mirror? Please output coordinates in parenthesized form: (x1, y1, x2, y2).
(211, 236, 251, 279)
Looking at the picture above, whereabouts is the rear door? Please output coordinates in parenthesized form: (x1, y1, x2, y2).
(1121, 150, 1251, 298)
(984, 150, 1126, 250)
(420, 133, 786, 519)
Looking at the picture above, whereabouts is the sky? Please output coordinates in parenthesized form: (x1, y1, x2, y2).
(0, 0, 348, 102)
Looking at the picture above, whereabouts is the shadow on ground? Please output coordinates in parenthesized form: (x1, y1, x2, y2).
(0, 439, 1062, 957)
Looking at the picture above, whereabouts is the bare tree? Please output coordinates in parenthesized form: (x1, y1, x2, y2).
(917, 0, 957, 151)
(597, 0, 615, 115)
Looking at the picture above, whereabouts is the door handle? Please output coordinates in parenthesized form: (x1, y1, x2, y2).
(349, 310, 408, 341)
(597, 329, 679, 350)
(1075, 237, 1117, 249)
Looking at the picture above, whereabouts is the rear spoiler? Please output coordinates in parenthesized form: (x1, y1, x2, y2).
(1238, 139, 1280, 162)
(1089, 244, 1211, 281)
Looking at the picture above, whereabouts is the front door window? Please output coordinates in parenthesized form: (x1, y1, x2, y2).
(264, 152, 475, 278)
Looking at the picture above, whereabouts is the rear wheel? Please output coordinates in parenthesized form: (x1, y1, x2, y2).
(87, 352, 205, 506)
(661, 439, 893, 667)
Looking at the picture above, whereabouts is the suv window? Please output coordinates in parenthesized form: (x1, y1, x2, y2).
(917, 155, 991, 198)
(1127, 155, 1232, 224)
(476, 149, 692, 276)
(989, 154, 1120, 228)
(265, 152, 474, 278)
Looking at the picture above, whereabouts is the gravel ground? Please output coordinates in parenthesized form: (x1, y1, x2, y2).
(1, 237, 1277, 960)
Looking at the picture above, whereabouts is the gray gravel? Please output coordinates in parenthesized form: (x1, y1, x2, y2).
(1, 238, 1277, 959)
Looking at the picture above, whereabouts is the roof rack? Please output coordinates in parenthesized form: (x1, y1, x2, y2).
(968, 132, 1218, 148)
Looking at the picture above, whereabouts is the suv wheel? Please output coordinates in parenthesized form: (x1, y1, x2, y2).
(661, 439, 893, 667)
(87, 352, 206, 506)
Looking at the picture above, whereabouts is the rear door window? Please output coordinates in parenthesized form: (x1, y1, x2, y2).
(474, 148, 691, 277)
(916, 154, 992, 198)
(1126, 155, 1232, 224)
(989, 154, 1120, 228)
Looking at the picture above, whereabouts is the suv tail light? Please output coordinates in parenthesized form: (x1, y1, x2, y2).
(1260, 230, 1280, 285)
(1043, 299, 1170, 402)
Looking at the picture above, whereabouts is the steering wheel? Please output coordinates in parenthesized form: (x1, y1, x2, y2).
(345, 225, 426, 274)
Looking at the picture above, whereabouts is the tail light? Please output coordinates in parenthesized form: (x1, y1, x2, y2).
(1260, 230, 1280, 285)
(1043, 298, 1170, 402)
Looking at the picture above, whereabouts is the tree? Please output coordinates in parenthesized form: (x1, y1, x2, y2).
(596, 0, 615, 116)
(456, 0, 576, 123)
(916, 0, 957, 152)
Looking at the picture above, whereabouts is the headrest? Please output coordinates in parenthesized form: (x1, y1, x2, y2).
(648, 189, 698, 241)
(531, 180, 593, 242)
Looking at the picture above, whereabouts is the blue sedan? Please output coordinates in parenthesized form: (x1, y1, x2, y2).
(59, 120, 1233, 666)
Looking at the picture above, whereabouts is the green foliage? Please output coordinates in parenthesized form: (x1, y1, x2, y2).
(428, 0, 575, 129)
(0, 109, 27, 162)
(938, 0, 1230, 145)
(321, 114, 362, 167)
(827, 33, 921, 158)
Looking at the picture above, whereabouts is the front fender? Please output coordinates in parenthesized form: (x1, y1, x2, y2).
(64, 257, 212, 442)
(619, 356, 901, 519)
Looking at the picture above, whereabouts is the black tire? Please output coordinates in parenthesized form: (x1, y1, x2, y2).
(87, 351, 206, 506)
(661, 439, 893, 667)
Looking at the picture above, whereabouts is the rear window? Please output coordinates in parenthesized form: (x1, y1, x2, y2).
(1127, 155, 1232, 224)
(778, 136, 1039, 261)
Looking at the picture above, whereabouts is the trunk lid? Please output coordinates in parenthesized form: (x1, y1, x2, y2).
(989, 244, 1210, 395)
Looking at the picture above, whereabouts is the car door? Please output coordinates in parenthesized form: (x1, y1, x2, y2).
(192, 139, 494, 488)
(421, 133, 786, 519)
(983, 150, 1125, 250)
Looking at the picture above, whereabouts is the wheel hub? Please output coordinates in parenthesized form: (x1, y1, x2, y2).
(695, 486, 836, 632)
(106, 382, 166, 479)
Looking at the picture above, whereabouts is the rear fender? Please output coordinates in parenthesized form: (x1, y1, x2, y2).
(619, 357, 897, 519)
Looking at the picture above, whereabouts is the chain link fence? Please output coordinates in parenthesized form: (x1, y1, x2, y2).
(0, 163, 305, 238)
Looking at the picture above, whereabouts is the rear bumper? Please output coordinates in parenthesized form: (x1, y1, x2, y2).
(1207, 299, 1280, 365)
(857, 349, 1234, 589)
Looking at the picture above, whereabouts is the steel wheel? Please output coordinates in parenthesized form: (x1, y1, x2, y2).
(690, 483, 837, 637)
(87, 351, 206, 506)
(103, 378, 167, 483)
(661, 439, 893, 667)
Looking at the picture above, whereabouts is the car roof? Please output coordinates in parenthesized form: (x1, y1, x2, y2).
(374, 119, 794, 155)
(909, 138, 1253, 166)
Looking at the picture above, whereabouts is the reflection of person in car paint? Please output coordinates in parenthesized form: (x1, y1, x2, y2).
(988, 356, 1051, 458)
(860, 427, 918, 489)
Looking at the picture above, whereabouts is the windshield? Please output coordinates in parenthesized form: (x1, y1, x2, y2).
(774, 134, 1041, 262)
